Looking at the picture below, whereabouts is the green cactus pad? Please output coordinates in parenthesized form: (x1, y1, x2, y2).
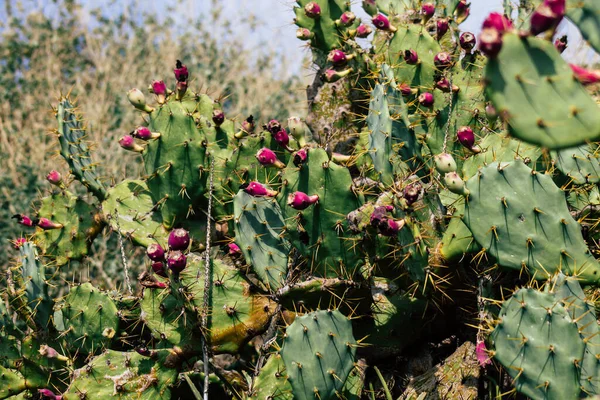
(551, 144, 600, 185)
(34, 191, 102, 265)
(0, 366, 26, 399)
(63, 349, 177, 399)
(278, 148, 364, 278)
(280, 309, 357, 400)
(56, 98, 107, 200)
(251, 353, 293, 400)
(180, 254, 277, 354)
(463, 161, 600, 283)
(234, 191, 289, 290)
(141, 91, 208, 229)
(102, 179, 206, 249)
(491, 287, 584, 400)
(294, 0, 360, 55)
(568, 2, 600, 55)
(58, 282, 119, 355)
(485, 33, 600, 149)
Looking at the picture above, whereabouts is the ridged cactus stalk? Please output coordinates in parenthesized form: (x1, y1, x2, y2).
(8, 0, 600, 398)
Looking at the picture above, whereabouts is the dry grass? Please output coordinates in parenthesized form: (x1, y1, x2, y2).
(0, 0, 308, 285)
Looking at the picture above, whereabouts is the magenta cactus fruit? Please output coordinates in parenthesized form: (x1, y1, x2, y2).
(338, 11, 356, 27)
(460, 32, 476, 51)
(244, 181, 278, 197)
(151, 261, 167, 277)
(370, 206, 391, 227)
(167, 250, 187, 273)
(476, 340, 492, 367)
(304, 2, 321, 18)
(287, 191, 319, 210)
(38, 389, 61, 400)
(372, 14, 397, 32)
(37, 218, 63, 230)
(212, 109, 225, 126)
(328, 50, 349, 66)
(173, 60, 189, 82)
(479, 28, 503, 58)
(403, 49, 419, 65)
(133, 126, 160, 140)
(436, 18, 449, 39)
(418, 92, 434, 107)
(482, 12, 513, 33)
(435, 77, 458, 93)
(323, 68, 352, 83)
(46, 170, 62, 185)
(421, 3, 436, 20)
(554, 35, 567, 53)
(530, 4, 562, 36)
(273, 129, 290, 149)
(228, 243, 242, 257)
(434, 153, 457, 174)
(379, 218, 405, 237)
(398, 83, 415, 96)
(356, 24, 372, 38)
(168, 228, 190, 250)
(293, 147, 308, 166)
(296, 28, 313, 41)
(546, 0, 565, 15)
(265, 119, 281, 134)
(434, 52, 452, 69)
(256, 147, 285, 168)
(570, 64, 600, 85)
(457, 126, 475, 149)
(119, 135, 144, 152)
(12, 214, 34, 227)
(147, 243, 166, 261)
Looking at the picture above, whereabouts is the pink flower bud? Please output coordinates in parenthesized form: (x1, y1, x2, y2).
(418, 92, 434, 107)
(119, 135, 144, 153)
(256, 148, 285, 168)
(304, 2, 321, 18)
(152, 80, 166, 95)
(421, 3, 436, 20)
(287, 191, 319, 210)
(296, 28, 314, 41)
(437, 18, 449, 39)
(12, 214, 34, 227)
(37, 218, 63, 230)
(244, 182, 278, 197)
(570, 64, 600, 85)
(133, 126, 160, 140)
(323, 68, 352, 83)
(228, 243, 242, 256)
(46, 170, 62, 186)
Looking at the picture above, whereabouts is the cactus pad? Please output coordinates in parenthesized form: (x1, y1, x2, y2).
(551, 144, 600, 185)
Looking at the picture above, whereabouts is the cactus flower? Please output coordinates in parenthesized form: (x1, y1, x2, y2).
(256, 148, 285, 168)
(244, 181, 278, 197)
(293, 148, 308, 166)
(13, 237, 27, 249)
(133, 126, 160, 140)
(173, 60, 188, 82)
(37, 218, 63, 230)
(296, 28, 313, 41)
(119, 135, 144, 153)
(12, 214, 34, 227)
(147, 243, 166, 261)
(434, 153, 457, 174)
(168, 228, 190, 251)
(212, 109, 225, 126)
(418, 92, 434, 107)
(403, 49, 419, 65)
(476, 340, 492, 367)
(436, 18, 449, 39)
(38, 389, 62, 400)
(459, 32, 476, 51)
(287, 191, 319, 210)
(46, 170, 62, 186)
(228, 243, 242, 257)
(356, 24, 372, 38)
(372, 14, 397, 32)
(434, 52, 452, 69)
(570, 64, 600, 85)
(167, 250, 187, 273)
(304, 2, 321, 18)
(151, 80, 167, 104)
